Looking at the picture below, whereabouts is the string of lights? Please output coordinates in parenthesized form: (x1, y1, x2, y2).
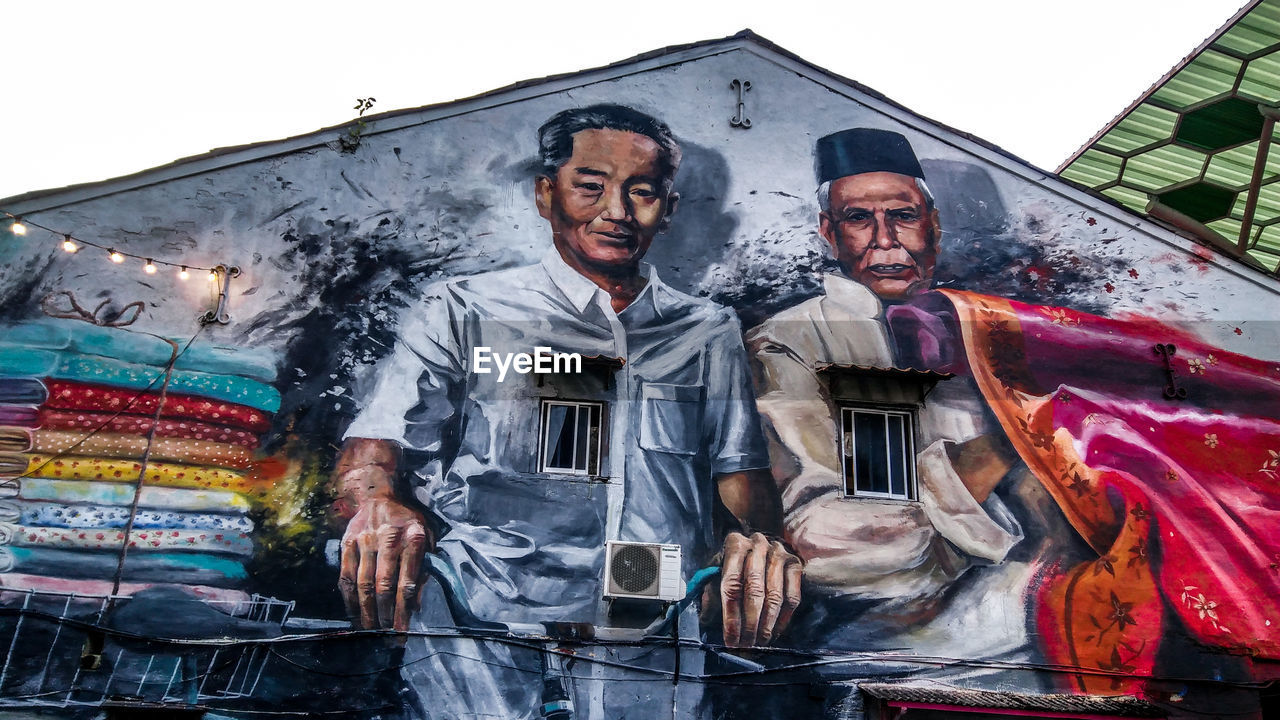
(3, 209, 220, 281)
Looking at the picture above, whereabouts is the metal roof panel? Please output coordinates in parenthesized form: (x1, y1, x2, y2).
(1151, 49, 1243, 108)
(1095, 104, 1179, 154)
(1214, 0, 1280, 56)
(1059, 149, 1124, 187)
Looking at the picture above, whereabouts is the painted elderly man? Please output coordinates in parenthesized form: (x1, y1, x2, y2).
(746, 128, 1053, 666)
(332, 104, 800, 718)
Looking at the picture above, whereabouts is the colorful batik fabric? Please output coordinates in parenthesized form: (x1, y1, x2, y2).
(0, 319, 277, 382)
(0, 348, 279, 412)
(0, 407, 38, 427)
(21, 454, 255, 494)
(0, 546, 246, 587)
(0, 454, 27, 476)
(0, 524, 252, 557)
(50, 353, 281, 412)
(42, 381, 271, 432)
(36, 409, 261, 448)
(0, 499, 253, 533)
(0, 572, 251, 606)
(0, 348, 55, 377)
(0, 378, 47, 406)
(32, 430, 254, 470)
(0, 428, 31, 453)
(0, 571, 250, 604)
(0, 478, 250, 513)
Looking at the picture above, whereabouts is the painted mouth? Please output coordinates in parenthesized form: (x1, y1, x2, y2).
(867, 263, 914, 276)
(594, 231, 635, 244)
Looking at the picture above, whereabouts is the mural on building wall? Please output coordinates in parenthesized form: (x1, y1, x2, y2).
(0, 74, 1277, 719)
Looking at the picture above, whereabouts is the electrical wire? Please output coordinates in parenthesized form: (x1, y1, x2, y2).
(0, 607, 1266, 717)
(0, 610, 1255, 693)
(2, 209, 217, 273)
(108, 332, 186, 599)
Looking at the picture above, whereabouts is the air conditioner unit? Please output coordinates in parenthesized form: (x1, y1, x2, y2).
(603, 541, 683, 602)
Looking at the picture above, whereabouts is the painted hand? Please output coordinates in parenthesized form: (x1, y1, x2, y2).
(338, 487, 432, 631)
(718, 531, 802, 647)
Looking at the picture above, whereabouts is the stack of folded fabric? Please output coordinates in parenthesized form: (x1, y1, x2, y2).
(0, 318, 279, 604)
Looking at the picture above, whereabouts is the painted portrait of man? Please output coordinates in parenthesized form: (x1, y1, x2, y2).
(331, 104, 801, 718)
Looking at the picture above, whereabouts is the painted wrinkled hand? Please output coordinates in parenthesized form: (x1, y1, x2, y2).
(718, 531, 802, 647)
(338, 495, 432, 631)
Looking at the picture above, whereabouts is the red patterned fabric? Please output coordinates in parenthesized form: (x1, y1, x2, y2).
(889, 290, 1280, 693)
(36, 409, 260, 448)
(42, 381, 271, 432)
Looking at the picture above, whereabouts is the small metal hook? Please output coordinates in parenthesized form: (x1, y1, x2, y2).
(730, 79, 752, 129)
(198, 264, 242, 325)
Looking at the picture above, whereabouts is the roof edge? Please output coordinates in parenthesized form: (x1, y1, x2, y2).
(4, 28, 1277, 289)
(0, 30, 762, 211)
(1055, 0, 1265, 172)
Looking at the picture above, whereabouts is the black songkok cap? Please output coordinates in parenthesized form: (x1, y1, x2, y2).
(816, 128, 926, 184)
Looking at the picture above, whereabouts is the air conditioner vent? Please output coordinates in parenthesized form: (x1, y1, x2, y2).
(604, 541, 682, 602)
(611, 544, 659, 594)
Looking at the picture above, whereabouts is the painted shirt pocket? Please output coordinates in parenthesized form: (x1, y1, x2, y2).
(638, 383, 705, 456)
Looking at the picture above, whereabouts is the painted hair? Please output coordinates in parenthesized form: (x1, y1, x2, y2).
(537, 104, 682, 185)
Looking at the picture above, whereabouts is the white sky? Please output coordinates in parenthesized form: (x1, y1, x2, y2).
(1, 0, 1248, 201)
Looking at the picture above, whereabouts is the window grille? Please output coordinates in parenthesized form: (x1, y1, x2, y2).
(840, 406, 916, 500)
(539, 400, 603, 476)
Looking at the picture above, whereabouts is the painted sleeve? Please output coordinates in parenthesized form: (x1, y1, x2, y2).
(342, 281, 466, 454)
(746, 317, 964, 596)
(706, 312, 770, 475)
(916, 439, 1023, 564)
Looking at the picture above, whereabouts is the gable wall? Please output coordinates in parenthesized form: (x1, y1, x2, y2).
(0, 46, 1276, 717)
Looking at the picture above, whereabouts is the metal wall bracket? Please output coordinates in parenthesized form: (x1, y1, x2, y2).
(198, 264, 241, 326)
(730, 79, 752, 129)
(1153, 343, 1187, 400)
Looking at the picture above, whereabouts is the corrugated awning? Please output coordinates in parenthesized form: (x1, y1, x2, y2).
(860, 682, 1164, 718)
(814, 364, 954, 382)
(1058, 0, 1280, 274)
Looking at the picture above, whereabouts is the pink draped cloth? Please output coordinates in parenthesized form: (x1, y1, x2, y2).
(888, 290, 1280, 692)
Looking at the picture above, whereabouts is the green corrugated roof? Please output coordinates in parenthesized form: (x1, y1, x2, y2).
(1059, 0, 1280, 274)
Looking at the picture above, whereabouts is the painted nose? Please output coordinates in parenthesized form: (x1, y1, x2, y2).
(601, 186, 631, 222)
(872, 212, 899, 249)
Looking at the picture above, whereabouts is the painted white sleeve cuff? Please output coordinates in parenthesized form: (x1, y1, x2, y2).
(916, 439, 1023, 564)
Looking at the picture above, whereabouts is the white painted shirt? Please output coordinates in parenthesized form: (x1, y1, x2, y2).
(346, 250, 768, 625)
(747, 273, 1029, 656)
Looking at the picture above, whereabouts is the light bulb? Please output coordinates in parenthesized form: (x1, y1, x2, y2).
(207, 270, 218, 282)
(109, 249, 125, 263)
(10, 219, 26, 235)
(178, 266, 189, 280)
(143, 259, 157, 274)
(62, 236, 77, 253)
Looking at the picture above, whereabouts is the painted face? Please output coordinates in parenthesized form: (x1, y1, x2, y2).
(536, 128, 676, 273)
(820, 171, 940, 302)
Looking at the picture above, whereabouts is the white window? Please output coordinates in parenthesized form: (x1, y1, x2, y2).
(539, 400, 603, 476)
(840, 406, 916, 500)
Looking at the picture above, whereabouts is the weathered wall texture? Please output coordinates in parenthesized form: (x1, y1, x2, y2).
(0, 42, 1277, 719)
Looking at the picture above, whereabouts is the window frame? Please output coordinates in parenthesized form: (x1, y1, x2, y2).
(839, 404, 918, 501)
(537, 399, 605, 477)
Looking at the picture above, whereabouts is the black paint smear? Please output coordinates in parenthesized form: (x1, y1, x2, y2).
(238, 191, 487, 616)
(0, 254, 54, 321)
(921, 159, 1125, 312)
